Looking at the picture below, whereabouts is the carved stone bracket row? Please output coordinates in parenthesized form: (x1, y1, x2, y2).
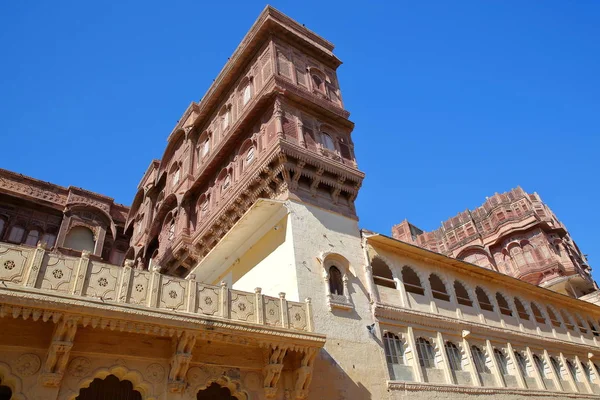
(262, 345, 318, 399)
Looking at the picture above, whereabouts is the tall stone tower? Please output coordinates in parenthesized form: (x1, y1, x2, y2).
(392, 187, 597, 300)
(125, 6, 365, 277)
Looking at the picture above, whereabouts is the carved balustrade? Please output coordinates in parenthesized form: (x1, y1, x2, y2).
(0, 241, 313, 333)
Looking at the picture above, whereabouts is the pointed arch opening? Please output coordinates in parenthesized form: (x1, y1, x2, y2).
(531, 303, 547, 325)
(328, 265, 344, 296)
(454, 281, 472, 306)
(514, 298, 530, 320)
(495, 293, 512, 316)
(475, 287, 494, 312)
(372, 257, 395, 289)
(429, 274, 450, 301)
(415, 337, 436, 368)
(402, 266, 424, 296)
(197, 382, 237, 400)
(76, 374, 141, 400)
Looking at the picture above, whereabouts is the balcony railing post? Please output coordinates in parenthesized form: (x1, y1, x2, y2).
(147, 264, 162, 308)
(23, 242, 46, 288)
(220, 281, 229, 318)
(305, 298, 313, 332)
(71, 250, 90, 295)
(279, 292, 289, 328)
(117, 260, 133, 302)
(255, 287, 264, 325)
(186, 274, 197, 313)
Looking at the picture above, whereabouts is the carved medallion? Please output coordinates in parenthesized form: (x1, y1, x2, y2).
(186, 366, 208, 386)
(15, 353, 41, 376)
(68, 357, 91, 378)
(4, 260, 15, 270)
(145, 363, 165, 384)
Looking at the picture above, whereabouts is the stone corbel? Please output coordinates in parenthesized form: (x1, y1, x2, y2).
(263, 345, 287, 398)
(40, 316, 78, 387)
(168, 330, 197, 393)
(294, 347, 317, 399)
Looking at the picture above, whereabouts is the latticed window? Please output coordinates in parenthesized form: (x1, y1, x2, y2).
(566, 360, 578, 380)
(581, 362, 592, 383)
(167, 220, 175, 241)
(445, 341, 462, 371)
(321, 133, 335, 151)
(416, 338, 436, 368)
(471, 345, 490, 374)
(514, 351, 529, 377)
(494, 349, 509, 375)
(246, 147, 255, 164)
(533, 354, 546, 378)
(328, 266, 344, 296)
(402, 267, 424, 296)
(514, 298, 530, 320)
(383, 332, 404, 365)
(496, 293, 512, 316)
(429, 274, 450, 301)
(476, 287, 494, 312)
(531, 303, 546, 325)
(550, 357, 563, 379)
(201, 138, 210, 158)
(561, 311, 575, 331)
(576, 316, 588, 334)
(547, 307, 561, 328)
(454, 281, 472, 306)
(42, 233, 56, 247)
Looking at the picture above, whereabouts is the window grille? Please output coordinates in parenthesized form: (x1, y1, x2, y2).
(494, 349, 509, 375)
(471, 345, 490, 374)
(445, 341, 462, 371)
(383, 332, 404, 365)
(416, 338, 436, 368)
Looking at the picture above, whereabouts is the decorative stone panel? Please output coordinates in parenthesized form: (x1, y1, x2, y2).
(196, 285, 219, 315)
(160, 276, 186, 311)
(40, 253, 77, 293)
(230, 290, 255, 322)
(0, 243, 31, 283)
(288, 303, 307, 331)
(129, 270, 150, 305)
(264, 296, 281, 327)
(84, 261, 119, 301)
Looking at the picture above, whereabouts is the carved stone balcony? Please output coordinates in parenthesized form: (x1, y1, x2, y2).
(0, 242, 317, 336)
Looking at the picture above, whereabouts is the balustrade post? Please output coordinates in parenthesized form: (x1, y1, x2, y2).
(23, 242, 46, 288)
(117, 260, 133, 302)
(71, 250, 90, 295)
(147, 264, 162, 308)
(186, 274, 197, 313)
(279, 292, 289, 328)
(255, 287, 264, 325)
(219, 281, 229, 318)
(305, 298, 314, 332)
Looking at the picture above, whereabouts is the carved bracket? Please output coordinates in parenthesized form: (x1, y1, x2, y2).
(263, 345, 287, 398)
(168, 330, 197, 393)
(40, 317, 78, 387)
(293, 347, 317, 399)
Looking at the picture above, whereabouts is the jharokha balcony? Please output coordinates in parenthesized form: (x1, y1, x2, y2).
(0, 240, 323, 346)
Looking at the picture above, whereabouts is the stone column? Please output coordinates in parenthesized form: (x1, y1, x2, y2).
(274, 96, 284, 139)
(560, 352, 579, 393)
(392, 269, 409, 308)
(485, 339, 505, 387)
(405, 326, 424, 383)
(296, 115, 305, 147)
(462, 335, 482, 387)
(364, 265, 379, 304)
(587, 358, 599, 392)
(186, 274, 197, 313)
(543, 349, 563, 391)
(506, 343, 527, 389)
(525, 346, 545, 390)
(575, 355, 593, 394)
(436, 332, 454, 384)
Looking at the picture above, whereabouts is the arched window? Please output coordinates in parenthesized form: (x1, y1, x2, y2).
(402, 266, 424, 295)
(475, 287, 494, 312)
(42, 232, 57, 248)
(222, 174, 231, 192)
(372, 258, 395, 289)
(171, 164, 181, 187)
(496, 293, 513, 316)
(246, 146, 255, 165)
(321, 133, 335, 151)
(242, 81, 252, 105)
(76, 374, 141, 400)
(454, 281, 472, 306)
(329, 265, 344, 296)
(199, 134, 210, 160)
(8, 225, 25, 243)
(311, 73, 325, 92)
(429, 274, 449, 301)
(445, 341, 462, 371)
(222, 106, 231, 131)
(64, 226, 95, 253)
(471, 345, 490, 373)
(383, 332, 404, 365)
(550, 356, 562, 379)
(24, 229, 40, 246)
(533, 354, 546, 378)
(514, 351, 528, 377)
(168, 219, 175, 241)
(588, 320, 599, 337)
(547, 307, 561, 328)
(494, 349, 509, 375)
(416, 338, 436, 368)
(514, 298, 530, 320)
(531, 303, 546, 325)
(197, 382, 237, 400)
(576, 315, 588, 334)
(561, 311, 575, 331)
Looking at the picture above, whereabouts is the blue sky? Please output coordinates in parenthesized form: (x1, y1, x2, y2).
(1, 1, 599, 279)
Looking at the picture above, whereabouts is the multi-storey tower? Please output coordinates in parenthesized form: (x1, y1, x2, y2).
(126, 7, 364, 276)
(392, 187, 597, 299)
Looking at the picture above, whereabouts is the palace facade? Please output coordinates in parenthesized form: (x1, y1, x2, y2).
(1, 6, 599, 400)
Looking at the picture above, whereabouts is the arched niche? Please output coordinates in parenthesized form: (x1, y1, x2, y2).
(0, 362, 24, 400)
(75, 374, 142, 400)
(68, 365, 154, 400)
(189, 376, 247, 400)
(64, 226, 96, 253)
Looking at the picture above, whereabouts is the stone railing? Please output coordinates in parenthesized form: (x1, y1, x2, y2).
(0, 241, 313, 332)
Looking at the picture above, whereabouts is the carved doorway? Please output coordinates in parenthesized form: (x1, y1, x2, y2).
(0, 378, 11, 400)
(76, 374, 142, 400)
(197, 382, 237, 400)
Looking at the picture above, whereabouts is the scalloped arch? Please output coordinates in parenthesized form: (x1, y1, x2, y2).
(189, 375, 248, 400)
(66, 365, 155, 400)
(0, 362, 25, 400)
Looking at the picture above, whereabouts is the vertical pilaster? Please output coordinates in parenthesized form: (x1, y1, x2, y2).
(279, 292, 289, 328)
(405, 326, 424, 383)
(507, 343, 527, 389)
(525, 346, 545, 390)
(186, 274, 197, 313)
(219, 281, 229, 318)
(305, 298, 314, 332)
(543, 349, 563, 391)
(575, 355, 594, 394)
(71, 250, 90, 296)
(560, 352, 579, 392)
(463, 336, 482, 387)
(117, 260, 133, 302)
(485, 339, 505, 387)
(296, 115, 305, 147)
(587, 358, 598, 391)
(255, 287, 264, 325)
(436, 332, 454, 384)
(364, 265, 379, 303)
(147, 264, 161, 308)
(23, 242, 46, 287)
(392, 270, 409, 308)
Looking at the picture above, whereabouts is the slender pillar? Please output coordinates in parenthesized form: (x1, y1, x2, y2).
(485, 340, 505, 387)
(560, 352, 579, 393)
(524, 346, 545, 390)
(462, 336, 482, 387)
(436, 332, 454, 384)
(543, 349, 563, 392)
(575, 355, 594, 394)
(405, 326, 424, 383)
(506, 343, 527, 389)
